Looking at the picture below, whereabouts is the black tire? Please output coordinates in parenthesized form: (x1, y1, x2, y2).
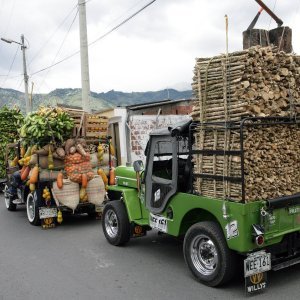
(102, 200, 130, 246)
(183, 221, 236, 287)
(3, 184, 17, 211)
(26, 192, 41, 226)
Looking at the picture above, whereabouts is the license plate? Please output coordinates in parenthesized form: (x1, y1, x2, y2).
(244, 251, 271, 277)
(39, 207, 57, 219)
(95, 205, 103, 212)
(149, 213, 168, 233)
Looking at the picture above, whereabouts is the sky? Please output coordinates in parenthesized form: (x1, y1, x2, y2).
(0, 0, 299, 94)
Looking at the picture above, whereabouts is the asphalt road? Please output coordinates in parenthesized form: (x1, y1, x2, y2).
(1, 196, 300, 300)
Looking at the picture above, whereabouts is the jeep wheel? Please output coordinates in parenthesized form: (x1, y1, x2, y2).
(102, 200, 130, 246)
(183, 221, 236, 287)
(4, 184, 16, 211)
(26, 192, 40, 226)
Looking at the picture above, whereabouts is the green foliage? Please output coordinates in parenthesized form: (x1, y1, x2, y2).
(0, 106, 24, 178)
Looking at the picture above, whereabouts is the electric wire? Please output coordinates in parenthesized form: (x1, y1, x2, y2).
(0, 45, 19, 88)
(30, 0, 158, 77)
(101, 0, 149, 32)
(28, 4, 78, 67)
(89, 0, 157, 47)
(35, 8, 79, 93)
(2, 0, 16, 37)
(268, 0, 277, 29)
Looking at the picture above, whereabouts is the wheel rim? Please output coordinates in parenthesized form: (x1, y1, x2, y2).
(104, 209, 119, 238)
(190, 234, 218, 276)
(26, 193, 36, 222)
(4, 185, 11, 209)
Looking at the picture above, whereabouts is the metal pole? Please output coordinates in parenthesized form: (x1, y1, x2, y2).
(21, 35, 30, 114)
(78, 0, 91, 113)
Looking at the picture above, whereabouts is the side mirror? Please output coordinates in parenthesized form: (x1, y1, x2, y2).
(133, 160, 144, 172)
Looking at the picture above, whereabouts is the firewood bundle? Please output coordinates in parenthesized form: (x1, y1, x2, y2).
(193, 123, 300, 202)
(193, 126, 242, 201)
(191, 46, 300, 202)
(191, 46, 300, 122)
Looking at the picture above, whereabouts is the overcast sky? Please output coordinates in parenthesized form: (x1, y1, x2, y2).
(0, 0, 299, 94)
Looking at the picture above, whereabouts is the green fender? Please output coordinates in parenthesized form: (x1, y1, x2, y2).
(108, 186, 283, 253)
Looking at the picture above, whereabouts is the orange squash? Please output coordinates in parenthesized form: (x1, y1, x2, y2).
(21, 166, 30, 181)
(29, 165, 39, 184)
(109, 168, 115, 185)
(57, 172, 64, 189)
(82, 173, 88, 188)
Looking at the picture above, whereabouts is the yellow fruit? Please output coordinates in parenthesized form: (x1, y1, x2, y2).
(10, 156, 18, 167)
(79, 187, 86, 201)
(31, 145, 38, 155)
(20, 146, 26, 158)
(109, 144, 115, 156)
(24, 146, 32, 158)
(57, 210, 63, 224)
(29, 183, 35, 192)
(97, 168, 108, 185)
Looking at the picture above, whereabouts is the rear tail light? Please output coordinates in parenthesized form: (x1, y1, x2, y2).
(255, 235, 265, 246)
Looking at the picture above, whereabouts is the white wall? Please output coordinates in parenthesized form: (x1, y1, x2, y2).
(128, 114, 191, 163)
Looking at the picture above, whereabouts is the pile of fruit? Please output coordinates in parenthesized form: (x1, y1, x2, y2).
(0, 106, 24, 178)
(19, 106, 74, 146)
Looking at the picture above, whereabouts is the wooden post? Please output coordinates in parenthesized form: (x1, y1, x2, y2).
(243, 29, 269, 50)
(269, 26, 292, 53)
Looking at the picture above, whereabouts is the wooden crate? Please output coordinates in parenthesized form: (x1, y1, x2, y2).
(60, 107, 109, 139)
(85, 114, 108, 139)
(60, 107, 86, 137)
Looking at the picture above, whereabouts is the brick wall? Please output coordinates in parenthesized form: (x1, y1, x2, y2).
(129, 115, 190, 162)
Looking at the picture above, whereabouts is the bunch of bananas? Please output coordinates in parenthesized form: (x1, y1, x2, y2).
(19, 106, 74, 146)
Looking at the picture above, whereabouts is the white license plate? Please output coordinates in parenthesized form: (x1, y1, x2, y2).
(244, 252, 271, 277)
(95, 205, 103, 212)
(39, 207, 57, 219)
(149, 213, 168, 233)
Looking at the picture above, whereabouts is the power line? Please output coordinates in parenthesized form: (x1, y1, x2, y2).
(36, 8, 79, 93)
(268, 0, 277, 29)
(30, 0, 158, 77)
(2, 0, 16, 37)
(0, 45, 19, 88)
(102, 0, 149, 31)
(28, 4, 78, 67)
(89, 0, 157, 47)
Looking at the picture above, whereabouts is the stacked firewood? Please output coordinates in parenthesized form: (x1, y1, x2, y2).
(192, 46, 300, 202)
(191, 46, 300, 122)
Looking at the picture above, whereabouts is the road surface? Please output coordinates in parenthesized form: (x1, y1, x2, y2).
(0, 197, 299, 300)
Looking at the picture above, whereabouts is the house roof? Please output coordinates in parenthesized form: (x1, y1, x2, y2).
(126, 98, 192, 111)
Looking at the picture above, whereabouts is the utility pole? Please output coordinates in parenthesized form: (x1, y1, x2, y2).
(1, 34, 31, 114)
(21, 35, 30, 114)
(78, 0, 91, 113)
